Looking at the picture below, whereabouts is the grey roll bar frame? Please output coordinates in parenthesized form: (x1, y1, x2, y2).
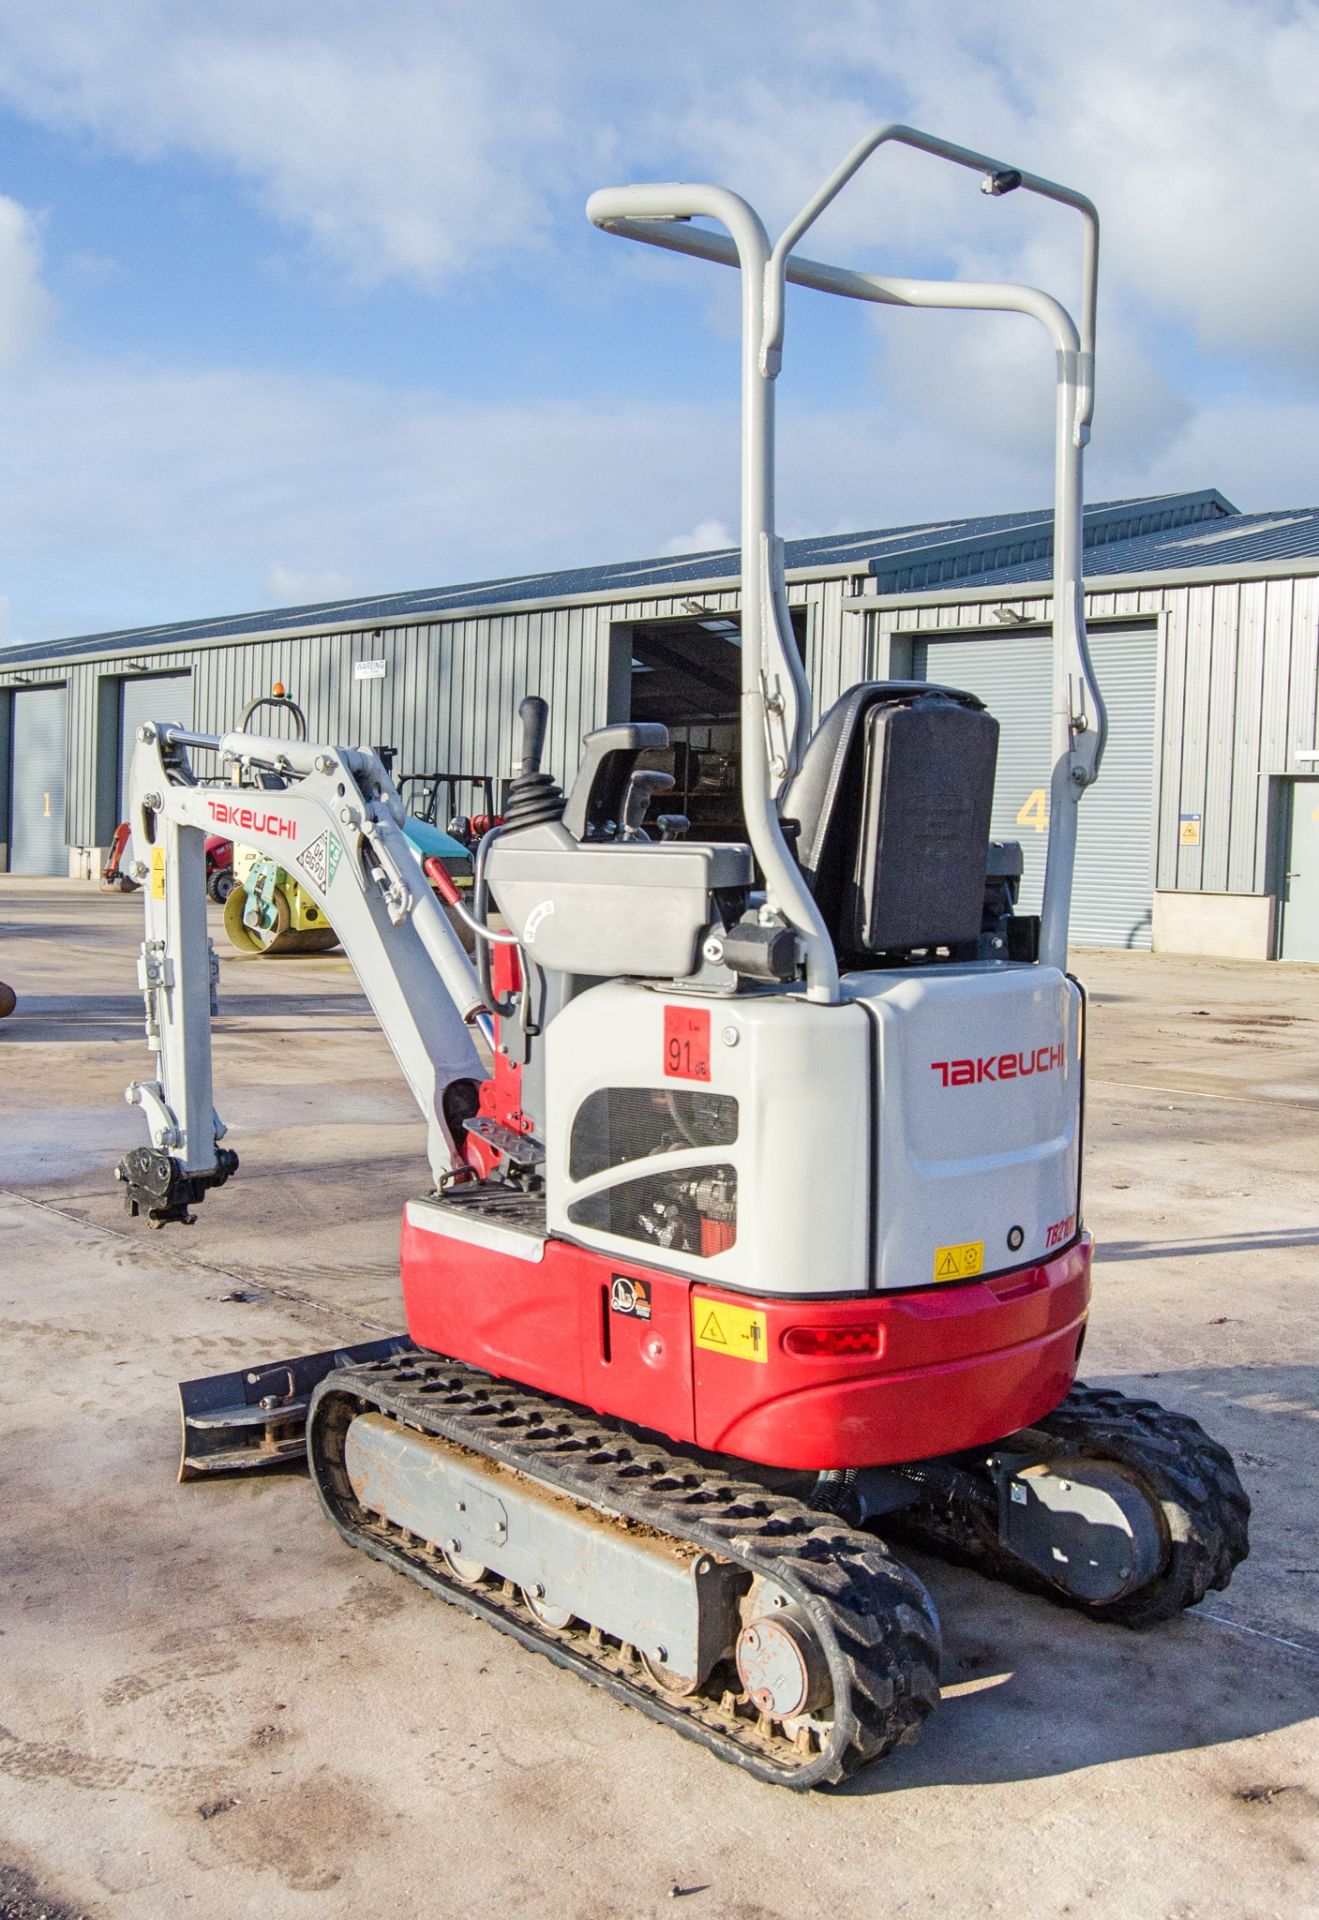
(587, 122, 1106, 983)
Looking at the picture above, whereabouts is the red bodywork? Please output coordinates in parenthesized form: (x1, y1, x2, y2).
(400, 1216, 1091, 1470)
(403, 944, 1090, 1469)
(205, 834, 233, 880)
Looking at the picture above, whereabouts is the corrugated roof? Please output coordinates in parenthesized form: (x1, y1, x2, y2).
(0, 488, 1242, 668)
(956, 504, 1319, 588)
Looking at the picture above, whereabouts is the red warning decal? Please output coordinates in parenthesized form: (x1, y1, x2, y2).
(664, 1005, 711, 1082)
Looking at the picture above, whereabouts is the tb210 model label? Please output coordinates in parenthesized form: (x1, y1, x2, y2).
(1044, 1212, 1076, 1249)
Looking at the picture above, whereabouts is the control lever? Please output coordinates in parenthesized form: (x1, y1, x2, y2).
(518, 695, 549, 775)
(656, 813, 690, 842)
(562, 721, 669, 840)
(621, 769, 675, 839)
(500, 695, 566, 832)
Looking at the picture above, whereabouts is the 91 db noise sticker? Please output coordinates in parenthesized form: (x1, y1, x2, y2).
(664, 1005, 711, 1081)
(610, 1275, 652, 1321)
(297, 829, 343, 892)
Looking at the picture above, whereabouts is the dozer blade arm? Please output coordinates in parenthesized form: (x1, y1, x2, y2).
(115, 719, 488, 1223)
(178, 1335, 414, 1479)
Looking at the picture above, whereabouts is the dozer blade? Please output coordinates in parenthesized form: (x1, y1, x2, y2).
(178, 1335, 413, 1481)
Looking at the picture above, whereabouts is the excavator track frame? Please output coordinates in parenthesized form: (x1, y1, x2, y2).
(308, 1349, 942, 1789)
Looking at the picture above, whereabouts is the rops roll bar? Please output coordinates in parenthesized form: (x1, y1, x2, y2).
(588, 122, 1105, 984)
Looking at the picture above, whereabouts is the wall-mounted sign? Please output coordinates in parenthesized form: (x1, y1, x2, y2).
(1179, 813, 1202, 846)
(354, 658, 387, 681)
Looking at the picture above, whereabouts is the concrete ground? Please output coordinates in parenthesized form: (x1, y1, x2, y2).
(0, 877, 1316, 1920)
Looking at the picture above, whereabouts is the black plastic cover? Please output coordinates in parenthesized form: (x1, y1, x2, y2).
(782, 681, 998, 958)
(848, 698, 998, 951)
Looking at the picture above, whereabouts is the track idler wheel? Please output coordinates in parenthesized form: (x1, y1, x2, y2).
(440, 1544, 488, 1586)
(522, 1586, 576, 1632)
(880, 1382, 1250, 1627)
(1029, 1384, 1251, 1625)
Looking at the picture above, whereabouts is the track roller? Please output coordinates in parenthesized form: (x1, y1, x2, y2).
(307, 1350, 942, 1788)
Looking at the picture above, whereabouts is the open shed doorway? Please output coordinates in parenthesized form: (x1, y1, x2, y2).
(624, 608, 807, 841)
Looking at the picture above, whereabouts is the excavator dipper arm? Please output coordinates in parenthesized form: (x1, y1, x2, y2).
(115, 718, 487, 1225)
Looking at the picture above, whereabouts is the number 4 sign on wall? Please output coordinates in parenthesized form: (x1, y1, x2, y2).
(1016, 789, 1049, 833)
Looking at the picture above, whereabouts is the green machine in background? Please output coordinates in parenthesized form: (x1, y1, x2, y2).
(221, 694, 340, 955)
(221, 691, 477, 957)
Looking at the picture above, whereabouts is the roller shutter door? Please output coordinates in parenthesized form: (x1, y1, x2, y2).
(915, 628, 1157, 949)
(119, 673, 193, 819)
(9, 684, 68, 874)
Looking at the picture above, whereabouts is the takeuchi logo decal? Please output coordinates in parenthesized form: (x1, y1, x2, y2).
(207, 798, 297, 842)
(930, 1043, 1065, 1087)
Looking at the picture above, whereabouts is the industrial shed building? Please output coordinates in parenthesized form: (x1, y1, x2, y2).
(1, 485, 1317, 961)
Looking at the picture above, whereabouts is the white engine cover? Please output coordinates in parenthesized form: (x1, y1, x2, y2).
(545, 980, 872, 1296)
(543, 964, 1081, 1298)
(856, 963, 1082, 1289)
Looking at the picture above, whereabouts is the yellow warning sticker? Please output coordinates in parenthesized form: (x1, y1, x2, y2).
(933, 1240, 984, 1284)
(692, 1297, 768, 1364)
(150, 845, 167, 900)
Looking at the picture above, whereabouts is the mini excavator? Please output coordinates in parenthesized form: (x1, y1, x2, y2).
(115, 125, 1248, 1789)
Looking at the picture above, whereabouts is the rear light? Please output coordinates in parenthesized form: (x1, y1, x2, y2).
(783, 1324, 884, 1358)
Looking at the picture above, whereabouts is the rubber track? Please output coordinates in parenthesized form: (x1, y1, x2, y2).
(308, 1350, 941, 1788)
(880, 1382, 1251, 1627)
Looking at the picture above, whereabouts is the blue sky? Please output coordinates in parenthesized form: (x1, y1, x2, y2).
(0, 0, 1317, 645)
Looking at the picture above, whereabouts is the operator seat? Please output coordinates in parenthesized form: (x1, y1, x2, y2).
(780, 680, 999, 961)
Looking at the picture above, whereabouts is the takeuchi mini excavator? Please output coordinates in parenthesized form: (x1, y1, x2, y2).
(115, 124, 1249, 1789)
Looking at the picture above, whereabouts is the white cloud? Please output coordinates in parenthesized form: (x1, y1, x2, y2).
(0, 0, 570, 286)
(872, 301, 1193, 476)
(658, 518, 733, 557)
(266, 563, 361, 604)
(0, 194, 54, 366)
(717, 0, 1319, 370)
(0, 1, 1316, 648)
(0, 361, 738, 640)
(0, 0, 1311, 357)
(5, 348, 1309, 650)
(1112, 392, 1319, 511)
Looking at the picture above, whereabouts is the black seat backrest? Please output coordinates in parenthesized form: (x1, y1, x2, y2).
(781, 680, 998, 959)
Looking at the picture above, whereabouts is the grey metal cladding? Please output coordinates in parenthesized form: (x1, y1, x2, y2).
(6, 485, 1317, 912)
(885, 568, 1319, 902)
(913, 629, 1158, 950)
